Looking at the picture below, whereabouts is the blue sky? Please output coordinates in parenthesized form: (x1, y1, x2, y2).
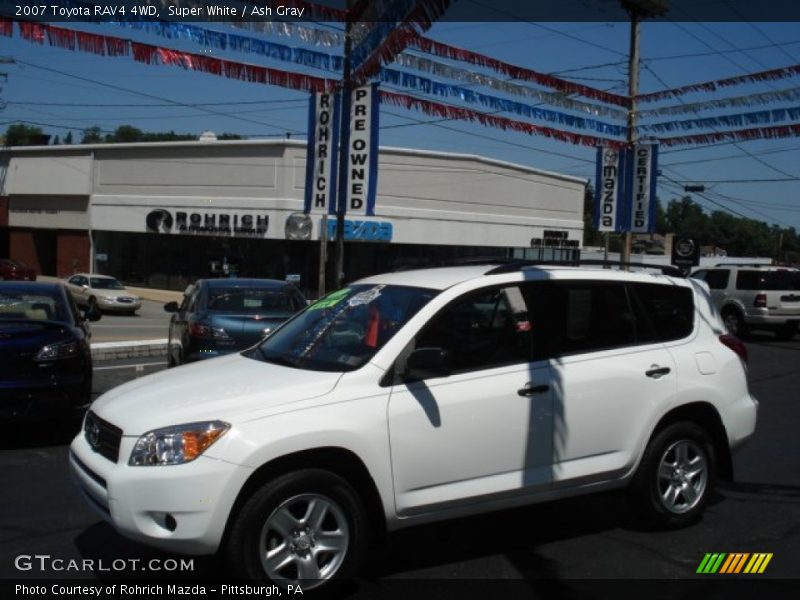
(1, 11, 800, 230)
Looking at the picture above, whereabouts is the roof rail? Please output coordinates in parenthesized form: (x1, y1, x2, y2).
(393, 256, 513, 272)
(713, 262, 769, 268)
(485, 259, 686, 277)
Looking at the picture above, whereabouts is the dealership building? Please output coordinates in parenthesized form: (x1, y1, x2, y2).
(0, 139, 585, 296)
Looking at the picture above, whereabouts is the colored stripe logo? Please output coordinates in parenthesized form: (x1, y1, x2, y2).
(697, 553, 773, 574)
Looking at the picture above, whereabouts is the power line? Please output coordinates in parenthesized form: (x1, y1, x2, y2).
(12, 60, 306, 136)
(463, 0, 627, 58)
(646, 38, 800, 63)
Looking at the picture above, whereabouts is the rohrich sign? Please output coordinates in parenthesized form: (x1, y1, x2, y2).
(145, 209, 269, 236)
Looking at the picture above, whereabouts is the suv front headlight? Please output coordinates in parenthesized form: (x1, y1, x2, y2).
(129, 421, 230, 466)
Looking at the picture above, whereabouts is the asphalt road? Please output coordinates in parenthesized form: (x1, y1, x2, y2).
(1, 335, 798, 599)
(89, 300, 171, 343)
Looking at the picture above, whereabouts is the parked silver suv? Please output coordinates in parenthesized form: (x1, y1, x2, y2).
(691, 265, 800, 340)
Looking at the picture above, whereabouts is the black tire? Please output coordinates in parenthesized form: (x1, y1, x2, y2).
(630, 422, 716, 529)
(225, 469, 368, 591)
(722, 308, 748, 339)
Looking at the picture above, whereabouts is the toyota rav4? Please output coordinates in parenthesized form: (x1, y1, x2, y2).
(70, 263, 758, 590)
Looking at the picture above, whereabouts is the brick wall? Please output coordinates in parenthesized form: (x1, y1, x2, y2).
(56, 231, 90, 277)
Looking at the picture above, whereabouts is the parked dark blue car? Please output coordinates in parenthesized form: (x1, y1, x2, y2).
(165, 278, 307, 367)
(0, 281, 100, 420)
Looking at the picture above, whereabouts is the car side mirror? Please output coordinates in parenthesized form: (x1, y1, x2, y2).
(164, 301, 179, 313)
(404, 347, 452, 381)
(84, 304, 102, 322)
(81, 284, 89, 289)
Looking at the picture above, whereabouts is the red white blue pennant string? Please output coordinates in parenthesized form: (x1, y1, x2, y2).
(658, 124, 800, 147)
(379, 89, 625, 148)
(116, 21, 344, 72)
(636, 86, 800, 119)
(404, 35, 629, 108)
(640, 106, 800, 134)
(15, 21, 334, 93)
(350, 0, 452, 70)
(380, 68, 626, 136)
(394, 53, 628, 120)
(637, 64, 800, 103)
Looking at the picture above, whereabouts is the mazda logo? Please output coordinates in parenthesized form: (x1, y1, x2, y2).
(146, 209, 174, 233)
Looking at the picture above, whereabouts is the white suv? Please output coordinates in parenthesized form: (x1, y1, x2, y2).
(70, 263, 758, 590)
(691, 265, 800, 340)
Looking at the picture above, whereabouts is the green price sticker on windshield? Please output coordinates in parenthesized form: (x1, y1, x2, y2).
(308, 288, 351, 311)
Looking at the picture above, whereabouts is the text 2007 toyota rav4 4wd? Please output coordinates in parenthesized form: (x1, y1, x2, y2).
(70, 263, 757, 590)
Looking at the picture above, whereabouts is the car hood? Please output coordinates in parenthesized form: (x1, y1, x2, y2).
(90, 353, 343, 435)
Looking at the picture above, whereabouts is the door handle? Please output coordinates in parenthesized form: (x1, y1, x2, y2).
(645, 366, 671, 379)
(518, 383, 550, 397)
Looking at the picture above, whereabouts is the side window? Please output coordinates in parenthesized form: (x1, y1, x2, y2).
(705, 269, 730, 290)
(414, 285, 531, 374)
(629, 283, 695, 342)
(523, 282, 636, 357)
(735, 270, 760, 290)
(180, 285, 199, 312)
(68, 276, 80, 285)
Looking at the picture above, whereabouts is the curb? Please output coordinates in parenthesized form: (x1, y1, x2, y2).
(92, 339, 168, 361)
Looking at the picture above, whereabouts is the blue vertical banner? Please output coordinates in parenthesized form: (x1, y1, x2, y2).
(304, 91, 340, 214)
(594, 146, 629, 233)
(629, 143, 659, 233)
(345, 83, 380, 216)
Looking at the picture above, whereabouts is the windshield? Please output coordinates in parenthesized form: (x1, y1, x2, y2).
(90, 277, 125, 290)
(0, 291, 69, 322)
(249, 284, 438, 372)
(207, 288, 303, 313)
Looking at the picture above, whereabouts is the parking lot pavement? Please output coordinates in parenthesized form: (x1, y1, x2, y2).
(0, 337, 797, 596)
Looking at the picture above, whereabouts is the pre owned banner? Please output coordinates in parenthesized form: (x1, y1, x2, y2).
(594, 146, 628, 233)
(304, 91, 340, 214)
(343, 83, 380, 216)
(629, 144, 658, 233)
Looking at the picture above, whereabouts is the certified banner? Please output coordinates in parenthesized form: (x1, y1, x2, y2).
(594, 146, 628, 233)
(304, 91, 340, 214)
(629, 144, 658, 233)
(344, 83, 380, 216)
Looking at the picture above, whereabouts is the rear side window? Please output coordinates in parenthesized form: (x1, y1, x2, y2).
(629, 283, 694, 342)
(737, 270, 800, 291)
(704, 270, 730, 290)
(523, 282, 636, 358)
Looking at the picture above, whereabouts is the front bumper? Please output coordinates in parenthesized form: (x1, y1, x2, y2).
(70, 430, 253, 555)
(0, 379, 88, 419)
(98, 300, 142, 313)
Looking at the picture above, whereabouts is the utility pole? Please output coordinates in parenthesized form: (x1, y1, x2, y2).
(620, 1, 667, 267)
(333, 1, 355, 291)
(621, 6, 641, 268)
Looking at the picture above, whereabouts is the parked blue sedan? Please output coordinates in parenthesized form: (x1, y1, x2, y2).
(164, 278, 307, 367)
(0, 281, 100, 420)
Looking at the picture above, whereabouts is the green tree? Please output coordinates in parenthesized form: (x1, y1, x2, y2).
(3, 123, 49, 146)
(64, 131, 74, 144)
(111, 125, 144, 143)
(81, 126, 103, 144)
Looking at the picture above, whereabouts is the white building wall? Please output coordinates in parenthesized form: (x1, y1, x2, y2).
(3, 140, 586, 249)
